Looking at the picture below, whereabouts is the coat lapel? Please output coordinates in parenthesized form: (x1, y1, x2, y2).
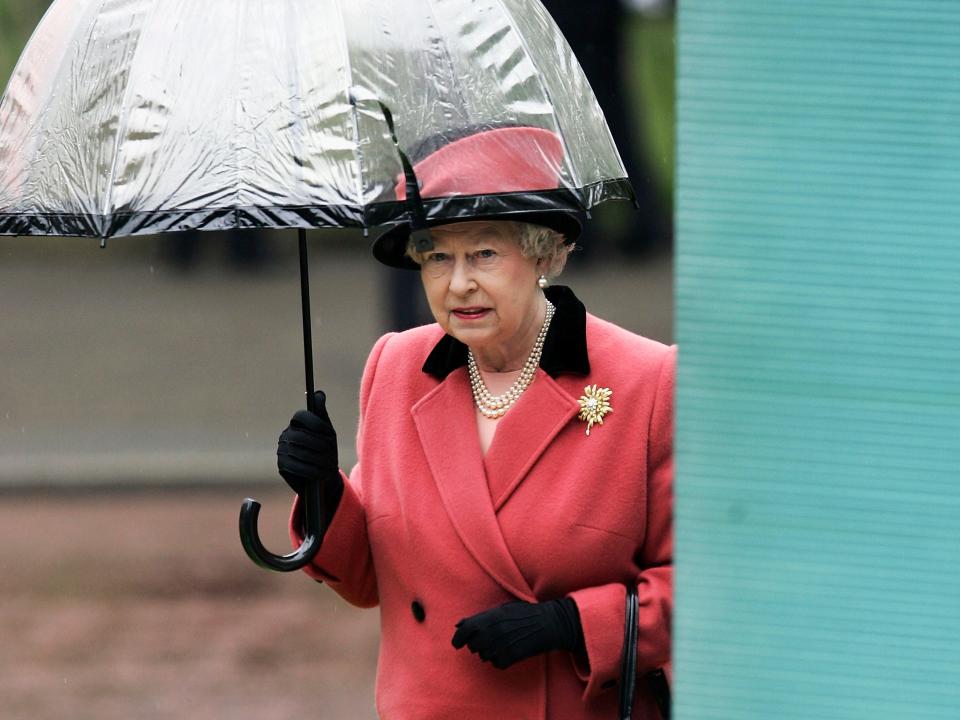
(411, 369, 536, 601)
(483, 369, 580, 511)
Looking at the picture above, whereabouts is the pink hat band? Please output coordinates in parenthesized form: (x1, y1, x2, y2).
(373, 125, 581, 269)
(396, 126, 566, 200)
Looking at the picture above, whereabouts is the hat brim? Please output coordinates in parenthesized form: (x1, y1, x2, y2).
(372, 210, 583, 270)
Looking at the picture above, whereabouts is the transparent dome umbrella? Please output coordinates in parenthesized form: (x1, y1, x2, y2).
(0, 0, 636, 571)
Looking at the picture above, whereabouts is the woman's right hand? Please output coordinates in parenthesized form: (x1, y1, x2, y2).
(277, 390, 342, 499)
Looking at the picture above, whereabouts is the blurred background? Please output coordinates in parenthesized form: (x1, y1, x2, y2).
(0, 1, 675, 718)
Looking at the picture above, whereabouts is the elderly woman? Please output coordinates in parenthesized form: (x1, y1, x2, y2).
(277, 127, 674, 720)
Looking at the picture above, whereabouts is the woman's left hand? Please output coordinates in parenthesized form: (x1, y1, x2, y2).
(451, 598, 584, 669)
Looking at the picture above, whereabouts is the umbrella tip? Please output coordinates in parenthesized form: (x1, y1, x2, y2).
(99, 238, 107, 249)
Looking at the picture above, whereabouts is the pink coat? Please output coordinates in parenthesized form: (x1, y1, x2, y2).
(291, 312, 674, 720)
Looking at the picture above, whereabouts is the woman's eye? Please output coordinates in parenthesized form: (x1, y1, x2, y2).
(474, 249, 497, 260)
(426, 252, 449, 263)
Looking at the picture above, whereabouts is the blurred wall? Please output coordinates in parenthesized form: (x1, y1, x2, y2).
(677, 2, 960, 717)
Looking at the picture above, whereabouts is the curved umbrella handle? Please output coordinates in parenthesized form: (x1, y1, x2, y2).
(239, 479, 324, 571)
(239, 227, 325, 572)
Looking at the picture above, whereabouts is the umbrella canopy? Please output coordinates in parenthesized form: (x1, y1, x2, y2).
(0, 0, 633, 239)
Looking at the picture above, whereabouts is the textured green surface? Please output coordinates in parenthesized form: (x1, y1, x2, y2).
(676, 2, 960, 718)
(0, 0, 48, 83)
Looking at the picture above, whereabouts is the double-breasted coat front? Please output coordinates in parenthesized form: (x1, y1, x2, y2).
(291, 287, 674, 720)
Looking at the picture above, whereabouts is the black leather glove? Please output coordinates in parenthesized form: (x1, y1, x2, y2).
(277, 391, 344, 523)
(451, 598, 584, 670)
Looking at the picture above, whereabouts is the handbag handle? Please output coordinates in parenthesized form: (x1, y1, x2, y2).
(618, 585, 639, 719)
(618, 584, 672, 720)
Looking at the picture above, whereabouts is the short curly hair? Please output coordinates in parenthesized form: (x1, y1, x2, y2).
(405, 221, 571, 279)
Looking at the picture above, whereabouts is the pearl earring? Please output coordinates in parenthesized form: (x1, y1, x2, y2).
(538, 275, 549, 289)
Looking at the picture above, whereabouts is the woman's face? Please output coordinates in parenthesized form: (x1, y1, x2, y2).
(419, 221, 545, 368)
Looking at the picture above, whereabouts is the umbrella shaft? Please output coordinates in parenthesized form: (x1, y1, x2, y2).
(299, 229, 316, 413)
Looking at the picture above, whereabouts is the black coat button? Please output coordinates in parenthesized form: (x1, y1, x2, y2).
(602, 679, 617, 690)
(411, 600, 426, 622)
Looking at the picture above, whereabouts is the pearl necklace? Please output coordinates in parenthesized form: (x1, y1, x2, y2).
(467, 300, 556, 419)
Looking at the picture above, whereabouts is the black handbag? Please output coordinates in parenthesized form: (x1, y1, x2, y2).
(618, 585, 671, 720)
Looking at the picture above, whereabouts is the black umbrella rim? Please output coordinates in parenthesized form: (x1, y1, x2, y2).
(0, 178, 635, 241)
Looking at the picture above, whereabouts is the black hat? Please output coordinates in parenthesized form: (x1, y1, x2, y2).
(372, 126, 582, 270)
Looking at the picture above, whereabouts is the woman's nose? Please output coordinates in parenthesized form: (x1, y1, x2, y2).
(448, 258, 475, 294)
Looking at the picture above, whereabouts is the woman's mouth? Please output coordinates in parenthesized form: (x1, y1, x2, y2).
(451, 307, 490, 321)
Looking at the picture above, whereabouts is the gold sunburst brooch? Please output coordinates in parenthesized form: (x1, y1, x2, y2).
(577, 384, 613, 436)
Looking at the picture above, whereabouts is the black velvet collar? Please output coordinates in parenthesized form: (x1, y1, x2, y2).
(422, 285, 590, 379)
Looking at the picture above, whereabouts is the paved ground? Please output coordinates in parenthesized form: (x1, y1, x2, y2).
(0, 488, 381, 720)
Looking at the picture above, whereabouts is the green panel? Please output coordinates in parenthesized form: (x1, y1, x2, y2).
(676, 2, 960, 718)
